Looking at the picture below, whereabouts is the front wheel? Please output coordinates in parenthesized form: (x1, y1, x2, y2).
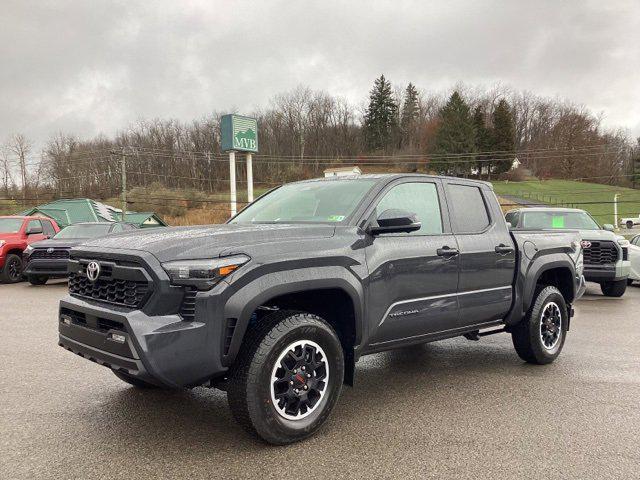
(0, 254, 23, 283)
(511, 286, 568, 365)
(600, 280, 627, 297)
(627, 221, 634, 229)
(28, 275, 49, 285)
(227, 310, 344, 445)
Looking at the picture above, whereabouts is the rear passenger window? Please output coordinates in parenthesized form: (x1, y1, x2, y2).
(375, 182, 443, 235)
(447, 184, 491, 233)
(41, 220, 55, 237)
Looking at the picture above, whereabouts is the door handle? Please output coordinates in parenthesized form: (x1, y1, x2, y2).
(437, 246, 459, 258)
(495, 244, 515, 255)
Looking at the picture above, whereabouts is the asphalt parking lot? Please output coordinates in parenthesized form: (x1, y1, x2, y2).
(1, 281, 639, 479)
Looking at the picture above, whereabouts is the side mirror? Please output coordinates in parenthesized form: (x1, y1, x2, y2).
(506, 221, 514, 230)
(26, 225, 43, 235)
(602, 224, 615, 232)
(368, 209, 421, 235)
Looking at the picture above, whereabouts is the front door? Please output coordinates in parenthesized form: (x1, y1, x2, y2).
(364, 179, 460, 349)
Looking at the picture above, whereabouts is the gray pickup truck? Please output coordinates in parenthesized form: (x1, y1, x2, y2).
(58, 174, 585, 444)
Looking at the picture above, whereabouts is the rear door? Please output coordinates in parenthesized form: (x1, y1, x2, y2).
(444, 182, 516, 326)
(364, 178, 460, 348)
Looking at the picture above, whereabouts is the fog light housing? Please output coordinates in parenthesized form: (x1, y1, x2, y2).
(60, 314, 72, 325)
(109, 333, 126, 344)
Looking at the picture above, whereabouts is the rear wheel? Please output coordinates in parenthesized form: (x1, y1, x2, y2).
(511, 286, 567, 365)
(112, 370, 160, 389)
(28, 275, 49, 285)
(600, 280, 627, 297)
(227, 310, 344, 445)
(627, 221, 634, 229)
(0, 254, 23, 283)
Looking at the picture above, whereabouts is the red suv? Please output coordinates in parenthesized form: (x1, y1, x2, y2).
(0, 216, 60, 283)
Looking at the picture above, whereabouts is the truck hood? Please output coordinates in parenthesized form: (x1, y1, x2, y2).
(75, 223, 337, 262)
(0, 233, 21, 242)
(577, 230, 622, 241)
(30, 238, 88, 250)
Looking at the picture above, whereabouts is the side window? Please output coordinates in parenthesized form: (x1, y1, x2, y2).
(27, 219, 42, 233)
(447, 184, 491, 233)
(375, 182, 443, 235)
(632, 236, 640, 246)
(41, 220, 55, 236)
(505, 211, 519, 228)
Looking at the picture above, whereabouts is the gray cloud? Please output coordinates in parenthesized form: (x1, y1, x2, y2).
(1, 0, 639, 152)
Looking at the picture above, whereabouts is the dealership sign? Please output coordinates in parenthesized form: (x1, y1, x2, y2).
(220, 114, 259, 153)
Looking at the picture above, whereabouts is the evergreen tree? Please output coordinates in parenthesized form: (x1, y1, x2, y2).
(473, 105, 493, 177)
(432, 91, 476, 174)
(491, 99, 516, 174)
(400, 83, 419, 148)
(364, 75, 399, 152)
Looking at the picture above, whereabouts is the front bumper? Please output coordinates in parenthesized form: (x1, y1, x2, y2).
(58, 294, 227, 388)
(23, 259, 69, 277)
(584, 260, 630, 282)
(575, 274, 587, 300)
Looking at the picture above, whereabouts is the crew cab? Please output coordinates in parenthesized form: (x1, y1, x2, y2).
(58, 174, 585, 444)
(0, 216, 60, 283)
(506, 207, 630, 297)
(23, 222, 138, 285)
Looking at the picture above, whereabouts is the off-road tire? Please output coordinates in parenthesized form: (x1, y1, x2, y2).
(511, 286, 568, 365)
(627, 221, 634, 229)
(0, 254, 23, 283)
(28, 275, 49, 285)
(628, 279, 634, 286)
(227, 310, 344, 445)
(600, 280, 627, 297)
(112, 370, 160, 389)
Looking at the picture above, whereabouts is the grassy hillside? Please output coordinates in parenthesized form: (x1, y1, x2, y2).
(492, 180, 640, 227)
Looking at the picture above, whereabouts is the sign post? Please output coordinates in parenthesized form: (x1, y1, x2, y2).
(220, 114, 259, 216)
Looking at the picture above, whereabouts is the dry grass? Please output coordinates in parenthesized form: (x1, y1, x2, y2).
(164, 207, 230, 226)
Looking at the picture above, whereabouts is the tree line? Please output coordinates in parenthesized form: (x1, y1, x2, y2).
(0, 77, 636, 205)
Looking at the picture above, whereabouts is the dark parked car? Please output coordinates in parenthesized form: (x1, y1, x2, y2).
(23, 222, 137, 285)
(58, 174, 585, 444)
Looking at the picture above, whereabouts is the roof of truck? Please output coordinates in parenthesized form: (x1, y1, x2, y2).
(507, 207, 585, 213)
(296, 173, 493, 187)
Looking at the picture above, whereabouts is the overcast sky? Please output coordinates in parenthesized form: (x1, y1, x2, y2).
(1, 0, 639, 152)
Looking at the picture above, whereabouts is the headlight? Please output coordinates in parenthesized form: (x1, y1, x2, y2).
(23, 245, 34, 255)
(617, 239, 630, 247)
(161, 255, 250, 290)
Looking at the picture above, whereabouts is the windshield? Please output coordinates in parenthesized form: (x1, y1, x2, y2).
(54, 224, 112, 239)
(230, 179, 377, 224)
(0, 218, 24, 233)
(521, 211, 600, 230)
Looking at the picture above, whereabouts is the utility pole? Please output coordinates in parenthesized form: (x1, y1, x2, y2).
(614, 193, 619, 229)
(121, 147, 127, 221)
(229, 150, 237, 216)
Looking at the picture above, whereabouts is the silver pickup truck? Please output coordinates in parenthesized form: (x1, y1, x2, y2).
(506, 207, 631, 297)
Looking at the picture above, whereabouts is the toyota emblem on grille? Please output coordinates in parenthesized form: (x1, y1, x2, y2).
(580, 240, 592, 249)
(47, 247, 54, 254)
(86, 262, 101, 282)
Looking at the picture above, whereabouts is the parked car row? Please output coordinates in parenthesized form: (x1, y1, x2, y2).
(0, 216, 140, 284)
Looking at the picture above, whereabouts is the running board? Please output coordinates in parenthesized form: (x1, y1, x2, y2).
(463, 328, 507, 341)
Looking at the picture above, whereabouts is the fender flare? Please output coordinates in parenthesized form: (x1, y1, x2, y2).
(221, 266, 364, 366)
(522, 255, 576, 311)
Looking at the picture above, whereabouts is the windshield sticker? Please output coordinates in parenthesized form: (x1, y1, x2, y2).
(552, 216, 565, 228)
(327, 215, 346, 222)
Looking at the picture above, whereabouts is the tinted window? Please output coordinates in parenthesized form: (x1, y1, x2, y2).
(631, 236, 640, 246)
(447, 184, 490, 233)
(41, 220, 56, 236)
(521, 211, 600, 230)
(375, 182, 443, 235)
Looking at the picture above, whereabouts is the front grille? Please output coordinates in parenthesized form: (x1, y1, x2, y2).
(67, 257, 152, 309)
(69, 273, 150, 308)
(179, 288, 198, 321)
(583, 241, 619, 265)
(31, 248, 70, 259)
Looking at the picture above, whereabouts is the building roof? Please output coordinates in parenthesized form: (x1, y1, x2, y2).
(19, 199, 166, 228)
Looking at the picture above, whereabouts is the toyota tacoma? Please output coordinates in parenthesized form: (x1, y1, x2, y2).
(59, 174, 585, 444)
